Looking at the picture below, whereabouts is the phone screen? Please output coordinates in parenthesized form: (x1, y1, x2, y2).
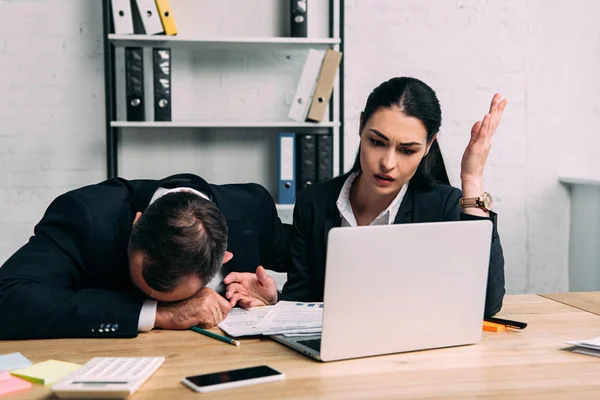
(186, 366, 281, 387)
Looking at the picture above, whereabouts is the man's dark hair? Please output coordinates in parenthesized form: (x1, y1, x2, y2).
(128, 192, 228, 292)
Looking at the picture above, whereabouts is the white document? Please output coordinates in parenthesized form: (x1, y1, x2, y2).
(288, 49, 325, 121)
(264, 327, 322, 336)
(565, 336, 600, 352)
(218, 306, 274, 338)
(218, 302, 324, 338)
(280, 329, 322, 337)
(254, 301, 323, 334)
(564, 336, 600, 357)
(565, 337, 600, 348)
(573, 348, 600, 357)
(134, 0, 164, 35)
(111, 0, 134, 34)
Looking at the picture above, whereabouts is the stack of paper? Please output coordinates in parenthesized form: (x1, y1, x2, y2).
(564, 337, 600, 357)
(218, 301, 323, 338)
(254, 301, 323, 335)
(217, 305, 275, 337)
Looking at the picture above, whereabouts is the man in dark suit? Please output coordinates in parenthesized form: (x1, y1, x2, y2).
(0, 174, 290, 340)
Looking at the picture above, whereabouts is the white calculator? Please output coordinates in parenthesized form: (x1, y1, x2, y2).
(51, 357, 165, 398)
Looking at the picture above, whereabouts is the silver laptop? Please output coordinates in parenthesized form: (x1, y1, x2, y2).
(271, 220, 493, 362)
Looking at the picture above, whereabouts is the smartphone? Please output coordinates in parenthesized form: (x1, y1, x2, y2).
(181, 365, 284, 393)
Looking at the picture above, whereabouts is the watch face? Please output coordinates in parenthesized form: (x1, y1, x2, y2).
(482, 192, 493, 210)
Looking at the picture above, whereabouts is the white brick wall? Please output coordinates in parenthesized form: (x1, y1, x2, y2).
(345, 0, 600, 294)
(0, 0, 106, 257)
(2, 0, 600, 294)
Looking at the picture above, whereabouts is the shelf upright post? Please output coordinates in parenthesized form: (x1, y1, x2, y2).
(339, 0, 345, 174)
(102, 0, 118, 178)
(329, 0, 344, 176)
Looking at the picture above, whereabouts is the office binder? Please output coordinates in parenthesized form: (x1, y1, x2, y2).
(153, 48, 171, 121)
(296, 134, 317, 192)
(278, 133, 296, 204)
(132, 0, 164, 35)
(110, 0, 134, 34)
(316, 133, 333, 182)
(288, 49, 325, 122)
(306, 49, 342, 122)
(290, 0, 308, 37)
(155, 0, 178, 36)
(125, 47, 145, 121)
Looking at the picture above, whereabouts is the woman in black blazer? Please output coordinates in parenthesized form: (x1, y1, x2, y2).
(225, 77, 507, 317)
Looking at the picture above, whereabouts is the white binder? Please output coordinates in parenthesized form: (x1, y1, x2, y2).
(288, 49, 325, 122)
(111, 0, 134, 34)
(134, 0, 164, 35)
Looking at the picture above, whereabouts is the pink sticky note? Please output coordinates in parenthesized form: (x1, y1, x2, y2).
(0, 371, 32, 396)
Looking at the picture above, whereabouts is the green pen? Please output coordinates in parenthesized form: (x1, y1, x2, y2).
(190, 326, 241, 347)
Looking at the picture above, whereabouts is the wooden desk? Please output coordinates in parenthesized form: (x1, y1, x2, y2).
(2, 294, 600, 399)
(540, 292, 600, 316)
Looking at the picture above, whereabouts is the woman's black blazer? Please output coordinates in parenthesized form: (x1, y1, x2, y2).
(281, 174, 505, 317)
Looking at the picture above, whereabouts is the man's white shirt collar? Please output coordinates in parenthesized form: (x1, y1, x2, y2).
(149, 187, 210, 205)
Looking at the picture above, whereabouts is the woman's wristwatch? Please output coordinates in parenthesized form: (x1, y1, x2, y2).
(459, 192, 493, 212)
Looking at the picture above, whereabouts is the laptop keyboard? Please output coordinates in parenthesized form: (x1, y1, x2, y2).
(297, 338, 321, 352)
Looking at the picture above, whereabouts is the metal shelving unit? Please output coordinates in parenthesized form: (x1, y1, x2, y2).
(101, 1, 345, 184)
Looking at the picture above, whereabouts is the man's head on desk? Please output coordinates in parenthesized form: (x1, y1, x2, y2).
(127, 191, 232, 303)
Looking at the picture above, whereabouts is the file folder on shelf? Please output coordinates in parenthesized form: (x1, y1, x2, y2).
(110, 0, 134, 34)
(132, 0, 164, 35)
(307, 49, 342, 122)
(290, 0, 308, 37)
(155, 0, 178, 36)
(288, 49, 325, 122)
(278, 133, 296, 205)
(296, 134, 317, 193)
(153, 48, 171, 121)
(316, 133, 333, 182)
(125, 47, 145, 121)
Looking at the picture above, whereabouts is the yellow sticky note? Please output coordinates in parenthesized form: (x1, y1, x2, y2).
(10, 360, 81, 385)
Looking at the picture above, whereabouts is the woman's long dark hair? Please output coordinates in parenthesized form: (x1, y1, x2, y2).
(351, 77, 450, 189)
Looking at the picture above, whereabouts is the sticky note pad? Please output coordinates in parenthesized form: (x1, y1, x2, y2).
(11, 360, 81, 385)
(482, 321, 506, 332)
(0, 352, 32, 371)
(0, 371, 32, 396)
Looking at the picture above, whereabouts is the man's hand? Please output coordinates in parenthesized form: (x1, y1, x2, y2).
(155, 287, 231, 330)
(223, 266, 278, 308)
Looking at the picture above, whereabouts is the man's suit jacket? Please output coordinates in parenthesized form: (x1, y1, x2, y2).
(0, 174, 291, 339)
(281, 173, 505, 318)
